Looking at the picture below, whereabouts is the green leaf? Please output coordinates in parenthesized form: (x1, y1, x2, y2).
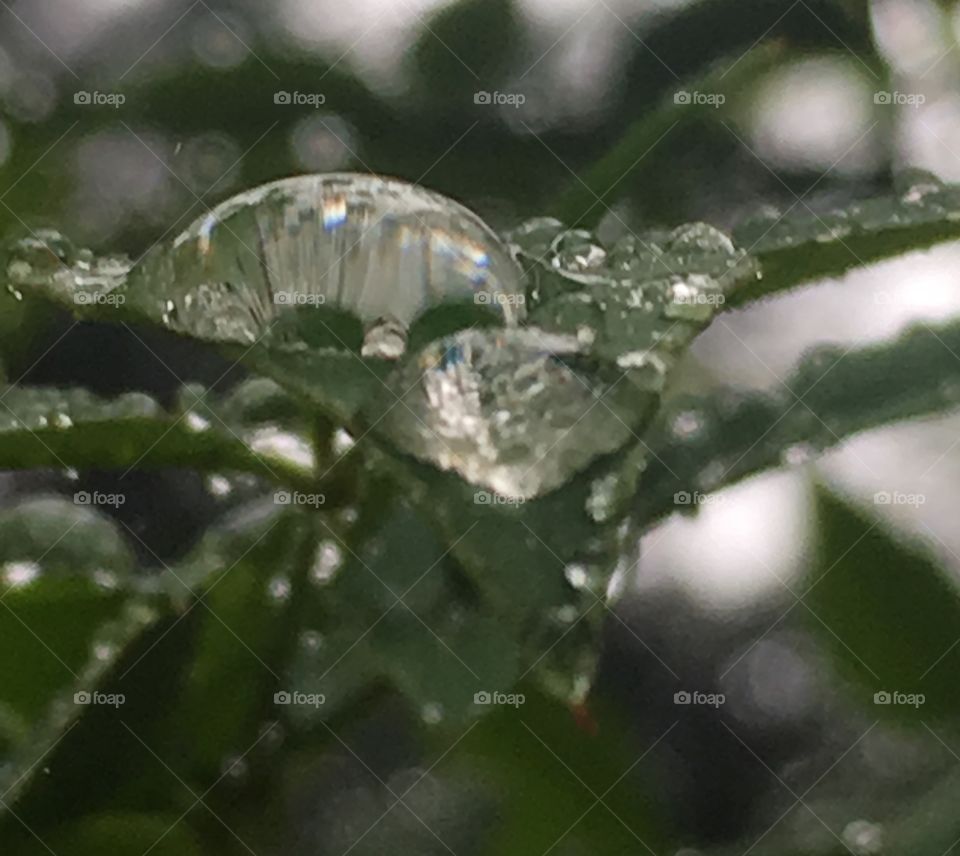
(165, 500, 317, 780)
(550, 45, 783, 229)
(731, 172, 960, 305)
(636, 317, 960, 526)
(0, 498, 158, 807)
(805, 486, 960, 724)
(0, 383, 315, 487)
(23, 812, 205, 856)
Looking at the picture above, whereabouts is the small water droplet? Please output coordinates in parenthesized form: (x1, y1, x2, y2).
(421, 702, 444, 725)
(220, 754, 249, 782)
(299, 629, 325, 652)
(310, 540, 343, 585)
(843, 819, 883, 855)
(206, 474, 233, 497)
(332, 428, 355, 455)
(92, 568, 118, 590)
(671, 409, 704, 439)
(266, 575, 291, 603)
(361, 316, 408, 360)
(2, 560, 40, 589)
(185, 411, 211, 432)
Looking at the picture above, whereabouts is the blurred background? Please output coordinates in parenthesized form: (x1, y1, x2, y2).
(3, 0, 960, 853)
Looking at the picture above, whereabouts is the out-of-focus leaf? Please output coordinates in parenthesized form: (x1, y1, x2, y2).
(165, 500, 318, 780)
(551, 46, 783, 228)
(731, 172, 960, 304)
(635, 318, 960, 526)
(22, 812, 205, 856)
(805, 486, 960, 724)
(410, 0, 522, 102)
(284, 500, 524, 729)
(0, 384, 314, 487)
(0, 497, 158, 807)
(453, 689, 673, 855)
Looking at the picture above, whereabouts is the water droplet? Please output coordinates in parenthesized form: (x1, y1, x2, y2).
(248, 427, 315, 471)
(842, 819, 883, 855)
(266, 575, 292, 603)
(93, 641, 116, 662)
(310, 540, 343, 585)
(332, 428, 355, 455)
(185, 411, 211, 432)
(206, 474, 233, 497)
(220, 754, 249, 782)
(421, 702, 444, 725)
(376, 328, 644, 499)
(361, 316, 408, 359)
(671, 409, 704, 439)
(564, 563, 591, 590)
(299, 629, 325, 652)
(2, 560, 40, 589)
(781, 443, 815, 466)
(92, 568, 119, 590)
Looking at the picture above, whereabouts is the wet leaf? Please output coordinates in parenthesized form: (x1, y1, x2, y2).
(636, 317, 960, 526)
(21, 812, 205, 856)
(0, 497, 158, 807)
(0, 383, 314, 487)
(732, 171, 960, 304)
(805, 486, 960, 725)
(163, 500, 317, 780)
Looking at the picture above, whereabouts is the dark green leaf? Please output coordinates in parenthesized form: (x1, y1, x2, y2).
(805, 486, 960, 724)
(732, 172, 960, 304)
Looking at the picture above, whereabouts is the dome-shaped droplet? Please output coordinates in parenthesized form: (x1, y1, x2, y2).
(130, 173, 526, 355)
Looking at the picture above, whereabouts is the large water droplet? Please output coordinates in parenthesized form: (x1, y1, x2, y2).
(374, 328, 649, 499)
